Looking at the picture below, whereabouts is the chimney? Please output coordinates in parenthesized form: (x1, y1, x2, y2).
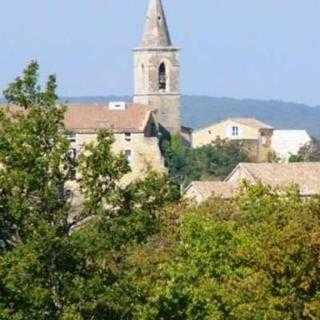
(109, 101, 127, 111)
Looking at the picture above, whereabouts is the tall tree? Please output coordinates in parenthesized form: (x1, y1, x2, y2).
(0, 61, 84, 319)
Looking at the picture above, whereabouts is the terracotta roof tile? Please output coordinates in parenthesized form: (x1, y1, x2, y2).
(64, 103, 154, 133)
(187, 181, 237, 200)
(232, 162, 320, 196)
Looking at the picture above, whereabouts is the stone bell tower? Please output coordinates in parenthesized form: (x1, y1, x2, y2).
(133, 0, 181, 134)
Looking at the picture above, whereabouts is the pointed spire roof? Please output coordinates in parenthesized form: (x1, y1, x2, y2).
(141, 0, 172, 48)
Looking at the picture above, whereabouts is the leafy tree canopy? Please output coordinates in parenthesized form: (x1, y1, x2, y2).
(164, 135, 249, 188)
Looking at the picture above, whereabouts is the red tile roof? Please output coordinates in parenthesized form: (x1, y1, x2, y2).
(64, 103, 155, 133)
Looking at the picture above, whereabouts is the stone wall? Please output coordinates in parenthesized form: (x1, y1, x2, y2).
(71, 132, 165, 184)
(133, 48, 181, 134)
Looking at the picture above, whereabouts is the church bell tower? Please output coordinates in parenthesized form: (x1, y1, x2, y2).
(133, 0, 181, 134)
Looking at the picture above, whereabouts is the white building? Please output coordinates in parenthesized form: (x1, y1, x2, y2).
(271, 130, 312, 161)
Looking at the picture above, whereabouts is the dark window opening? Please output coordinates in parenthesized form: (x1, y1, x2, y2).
(159, 63, 166, 91)
(232, 126, 239, 136)
(68, 132, 76, 143)
(125, 132, 132, 142)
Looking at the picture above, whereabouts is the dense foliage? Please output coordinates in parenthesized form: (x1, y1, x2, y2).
(0, 63, 179, 319)
(164, 135, 249, 188)
(1, 63, 320, 319)
(127, 184, 320, 319)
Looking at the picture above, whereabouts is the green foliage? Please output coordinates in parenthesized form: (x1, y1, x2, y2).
(129, 184, 320, 319)
(78, 129, 131, 216)
(289, 137, 320, 162)
(0, 62, 181, 319)
(0, 61, 72, 251)
(2, 62, 320, 319)
(165, 135, 249, 188)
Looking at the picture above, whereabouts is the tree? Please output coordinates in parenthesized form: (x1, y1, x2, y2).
(78, 129, 131, 217)
(165, 136, 250, 188)
(0, 62, 84, 319)
(0, 61, 73, 251)
(128, 184, 320, 319)
(0, 62, 181, 319)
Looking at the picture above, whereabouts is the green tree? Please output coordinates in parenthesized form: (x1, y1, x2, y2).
(0, 62, 83, 319)
(78, 129, 131, 217)
(0, 62, 181, 319)
(129, 184, 320, 320)
(165, 136, 249, 188)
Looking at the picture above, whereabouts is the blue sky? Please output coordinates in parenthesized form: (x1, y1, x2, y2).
(0, 0, 319, 105)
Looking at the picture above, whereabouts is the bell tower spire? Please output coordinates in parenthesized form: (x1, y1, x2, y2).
(133, 0, 181, 134)
(141, 0, 172, 47)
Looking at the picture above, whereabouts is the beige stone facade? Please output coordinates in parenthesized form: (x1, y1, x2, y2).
(65, 103, 165, 184)
(70, 132, 164, 184)
(192, 118, 274, 162)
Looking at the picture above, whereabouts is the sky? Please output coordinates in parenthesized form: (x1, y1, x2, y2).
(0, 0, 319, 106)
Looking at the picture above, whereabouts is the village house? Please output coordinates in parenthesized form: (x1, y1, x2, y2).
(192, 118, 312, 162)
(192, 118, 274, 162)
(185, 162, 320, 203)
(64, 102, 165, 184)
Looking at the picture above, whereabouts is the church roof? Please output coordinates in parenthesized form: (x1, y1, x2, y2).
(64, 103, 155, 134)
(140, 0, 172, 48)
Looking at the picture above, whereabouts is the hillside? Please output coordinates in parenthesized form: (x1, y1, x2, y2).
(2, 95, 319, 137)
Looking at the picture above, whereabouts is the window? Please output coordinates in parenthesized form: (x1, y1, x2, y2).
(125, 132, 132, 142)
(141, 64, 145, 90)
(125, 150, 132, 164)
(158, 62, 166, 91)
(68, 132, 76, 143)
(232, 126, 239, 136)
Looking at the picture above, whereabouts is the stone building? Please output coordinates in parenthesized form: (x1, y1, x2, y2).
(133, 0, 181, 134)
(226, 162, 320, 197)
(64, 102, 165, 184)
(185, 162, 320, 203)
(192, 118, 274, 162)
